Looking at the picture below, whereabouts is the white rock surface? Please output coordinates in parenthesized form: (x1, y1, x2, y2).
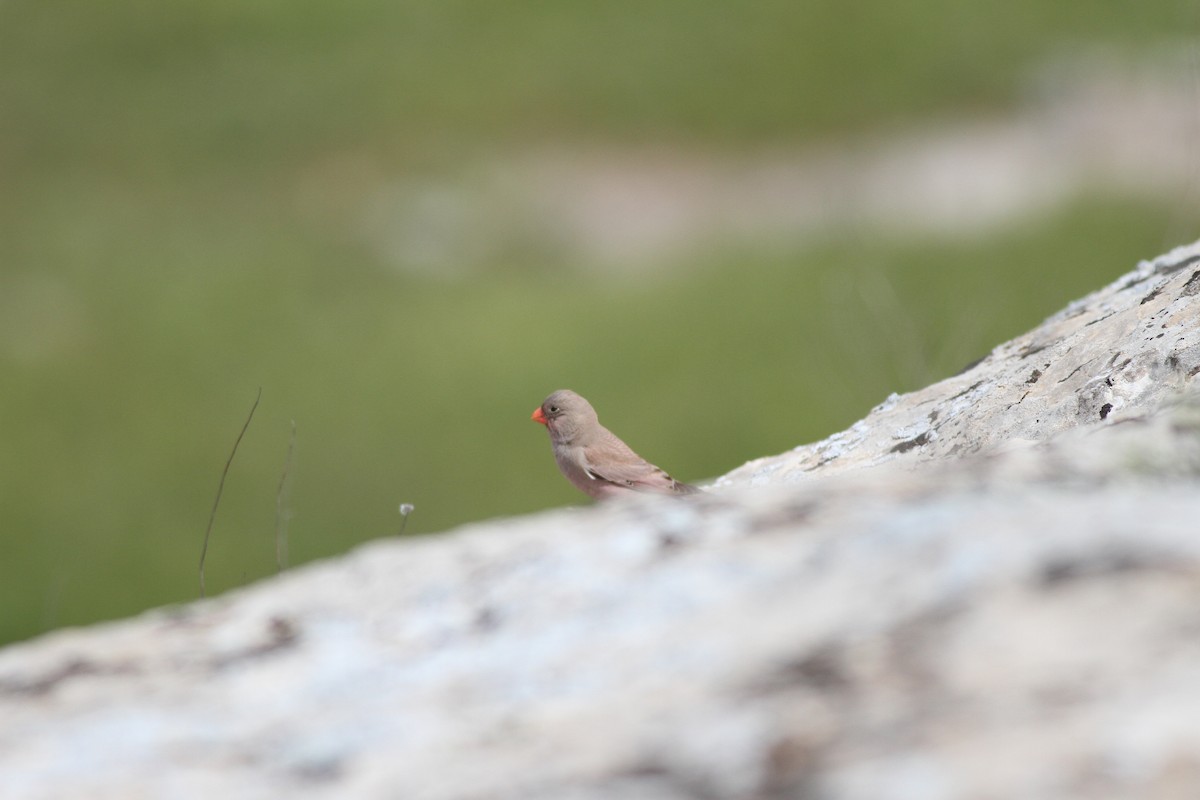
(718, 238, 1200, 484)
(2, 241, 1200, 800)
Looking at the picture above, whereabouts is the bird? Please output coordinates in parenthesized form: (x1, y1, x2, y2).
(531, 389, 701, 499)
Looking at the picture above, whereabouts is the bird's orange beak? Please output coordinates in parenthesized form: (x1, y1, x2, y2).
(531, 407, 548, 425)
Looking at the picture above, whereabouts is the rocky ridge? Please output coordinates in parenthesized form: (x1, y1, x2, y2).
(2, 240, 1200, 799)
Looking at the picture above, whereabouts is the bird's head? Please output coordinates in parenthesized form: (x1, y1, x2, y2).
(531, 389, 598, 442)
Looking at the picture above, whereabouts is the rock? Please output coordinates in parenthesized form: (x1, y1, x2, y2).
(718, 239, 1200, 485)
(2, 241, 1200, 800)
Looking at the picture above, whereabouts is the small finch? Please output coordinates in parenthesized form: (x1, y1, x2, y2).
(531, 389, 700, 499)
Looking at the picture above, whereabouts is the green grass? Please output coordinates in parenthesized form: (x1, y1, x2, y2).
(2, 0, 1194, 181)
(0, 0, 1196, 644)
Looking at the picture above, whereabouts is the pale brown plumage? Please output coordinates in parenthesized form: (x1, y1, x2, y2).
(531, 389, 700, 499)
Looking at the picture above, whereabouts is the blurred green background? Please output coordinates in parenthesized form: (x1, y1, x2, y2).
(1, 0, 1196, 645)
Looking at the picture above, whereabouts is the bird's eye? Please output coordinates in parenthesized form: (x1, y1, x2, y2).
(549, 405, 559, 414)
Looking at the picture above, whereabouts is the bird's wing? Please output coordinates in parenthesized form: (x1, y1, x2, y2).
(582, 430, 689, 493)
